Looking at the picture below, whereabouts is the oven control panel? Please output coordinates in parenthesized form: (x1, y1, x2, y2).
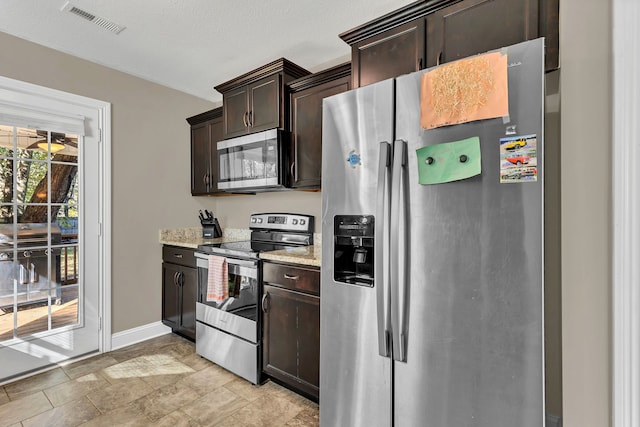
(250, 213, 314, 233)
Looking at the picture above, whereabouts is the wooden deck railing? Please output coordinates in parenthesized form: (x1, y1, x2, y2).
(60, 234, 78, 285)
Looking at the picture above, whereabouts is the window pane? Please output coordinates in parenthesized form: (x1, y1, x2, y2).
(16, 160, 48, 205)
(15, 301, 50, 337)
(59, 244, 78, 286)
(0, 125, 15, 158)
(0, 158, 14, 204)
(17, 204, 49, 227)
(0, 250, 15, 306)
(51, 284, 78, 329)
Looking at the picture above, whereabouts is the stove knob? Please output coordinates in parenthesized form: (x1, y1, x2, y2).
(251, 218, 257, 223)
(300, 219, 306, 225)
(292, 219, 299, 225)
(257, 218, 263, 224)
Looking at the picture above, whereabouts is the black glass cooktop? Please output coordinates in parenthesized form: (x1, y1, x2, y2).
(197, 239, 310, 259)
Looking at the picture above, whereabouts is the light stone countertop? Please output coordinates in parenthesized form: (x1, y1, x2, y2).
(259, 244, 321, 268)
(160, 228, 322, 267)
(159, 227, 250, 249)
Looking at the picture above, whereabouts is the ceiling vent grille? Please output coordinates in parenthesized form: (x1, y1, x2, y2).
(60, 1, 126, 34)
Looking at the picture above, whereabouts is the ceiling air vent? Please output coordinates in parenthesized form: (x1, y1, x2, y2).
(60, 1, 126, 35)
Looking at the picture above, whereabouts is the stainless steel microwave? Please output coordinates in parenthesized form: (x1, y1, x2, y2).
(216, 129, 289, 192)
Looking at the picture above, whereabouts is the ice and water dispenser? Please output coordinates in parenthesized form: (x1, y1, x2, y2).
(333, 215, 374, 287)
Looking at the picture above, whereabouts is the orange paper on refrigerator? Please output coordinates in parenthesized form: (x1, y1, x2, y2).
(420, 51, 509, 129)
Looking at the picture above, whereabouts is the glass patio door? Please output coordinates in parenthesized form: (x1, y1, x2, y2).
(0, 119, 100, 381)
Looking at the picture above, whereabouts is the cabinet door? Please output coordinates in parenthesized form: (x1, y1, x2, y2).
(162, 263, 181, 330)
(352, 19, 425, 88)
(297, 292, 320, 398)
(207, 117, 224, 194)
(426, 0, 538, 68)
(262, 284, 298, 379)
(290, 76, 350, 189)
(191, 123, 209, 195)
(249, 75, 281, 133)
(179, 266, 198, 340)
(223, 86, 250, 139)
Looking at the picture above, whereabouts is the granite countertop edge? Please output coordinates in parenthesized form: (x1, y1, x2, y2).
(259, 248, 321, 268)
(160, 227, 322, 267)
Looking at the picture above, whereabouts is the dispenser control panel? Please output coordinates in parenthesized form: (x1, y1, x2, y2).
(333, 215, 374, 287)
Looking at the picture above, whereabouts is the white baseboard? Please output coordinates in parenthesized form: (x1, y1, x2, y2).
(110, 321, 172, 351)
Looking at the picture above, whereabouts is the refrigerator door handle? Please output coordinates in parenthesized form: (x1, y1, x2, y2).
(375, 141, 392, 358)
(391, 139, 408, 362)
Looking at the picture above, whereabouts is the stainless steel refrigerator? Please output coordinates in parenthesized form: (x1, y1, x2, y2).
(320, 39, 545, 426)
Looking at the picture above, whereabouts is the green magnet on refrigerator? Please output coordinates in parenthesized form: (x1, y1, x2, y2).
(416, 136, 481, 184)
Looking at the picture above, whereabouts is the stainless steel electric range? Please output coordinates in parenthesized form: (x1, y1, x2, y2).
(194, 213, 314, 384)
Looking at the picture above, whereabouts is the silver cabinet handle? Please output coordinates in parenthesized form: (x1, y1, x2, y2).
(242, 111, 248, 128)
(173, 271, 179, 286)
(248, 111, 253, 127)
(376, 141, 392, 358)
(283, 274, 299, 280)
(174, 254, 183, 259)
(390, 140, 408, 363)
(261, 293, 270, 313)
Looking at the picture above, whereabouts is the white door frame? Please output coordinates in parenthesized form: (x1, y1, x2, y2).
(0, 75, 112, 358)
(612, 0, 640, 426)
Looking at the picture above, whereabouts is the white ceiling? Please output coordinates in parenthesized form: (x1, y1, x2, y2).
(0, 0, 415, 103)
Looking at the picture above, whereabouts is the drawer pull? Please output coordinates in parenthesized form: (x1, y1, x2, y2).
(283, 274, 299, 281)
(173, 254, 183, 258)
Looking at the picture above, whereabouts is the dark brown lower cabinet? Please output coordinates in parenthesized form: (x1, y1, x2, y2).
(262, 262, 320, 400)
(162, 246, 197, 340)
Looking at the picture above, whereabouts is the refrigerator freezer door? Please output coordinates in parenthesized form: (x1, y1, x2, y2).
(320, 79, 394, 427)
(392, 39, 545, 426)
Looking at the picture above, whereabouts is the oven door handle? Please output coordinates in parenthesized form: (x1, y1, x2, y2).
(195, 252, 257, 267)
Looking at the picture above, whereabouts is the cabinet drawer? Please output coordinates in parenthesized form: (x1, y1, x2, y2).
(262, 262, 319, 296)
(162, 246, 196, 268)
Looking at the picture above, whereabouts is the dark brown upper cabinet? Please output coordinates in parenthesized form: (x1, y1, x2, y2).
(214, 58, 310, 140)
(187, 108, 224, 196)
(347, 18, 425, 88)
(426, 0, 538, 68)
(288, 63, 351, 189)
(340, 0, 558, 88)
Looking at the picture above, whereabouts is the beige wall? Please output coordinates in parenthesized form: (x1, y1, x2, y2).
(212, 192, 321, 233)
(0, 31, 218, 333)
(560, 0, 611, 426)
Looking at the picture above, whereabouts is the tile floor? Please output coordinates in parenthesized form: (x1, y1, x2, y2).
(0, 333, 319, 426)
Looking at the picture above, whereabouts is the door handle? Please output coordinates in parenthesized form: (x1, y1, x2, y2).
(178, 272, 184, 287)
(242, 111, 248, 128)
(375, 141, 392, 358)
(248, 111, 253, 127)
(173, 271, 179, 286)
(390, 140, 408, 363)
(261, 293, 270, 313)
